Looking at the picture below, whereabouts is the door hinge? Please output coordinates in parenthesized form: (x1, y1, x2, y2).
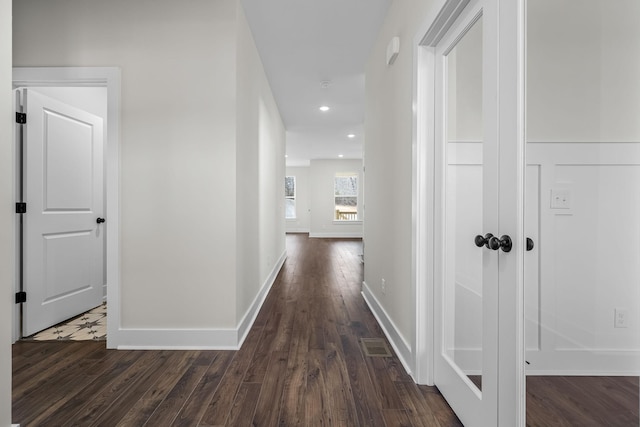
(15, 291, 26, 304)
(16, 202, 26, 214)
(16, 112, 26, 124)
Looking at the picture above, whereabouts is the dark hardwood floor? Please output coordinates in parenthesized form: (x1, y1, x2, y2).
(12, 234, 640, 426)
(12, 235, 462, 426)
(526, 375, 639, 427)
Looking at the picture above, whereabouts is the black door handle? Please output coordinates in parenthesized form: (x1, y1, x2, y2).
(96, 218, 106, 224)
(489, 235, 512, 252)
(526, 237, 534, 251)
(474, 233, 494, 249)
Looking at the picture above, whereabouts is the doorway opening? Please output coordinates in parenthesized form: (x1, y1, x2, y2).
(12, 67, 121, 349)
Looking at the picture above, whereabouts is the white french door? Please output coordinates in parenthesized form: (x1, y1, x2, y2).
(430, 0, 524, 425)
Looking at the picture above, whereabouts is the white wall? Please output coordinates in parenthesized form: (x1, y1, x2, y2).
(309, 159, 363, 238)
(363, 0, 439, 373)
(14, 0, 239, 331)
(13, 0, 285, 347)
(235, 4, 286, 327)
(285, 166, 310, 233)
(527, 0, 640, 143)
(0, 0, 12, 423)
(235, 6, 260, 329)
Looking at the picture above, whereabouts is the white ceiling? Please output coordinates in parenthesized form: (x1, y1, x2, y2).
(241, 0, 390, 166)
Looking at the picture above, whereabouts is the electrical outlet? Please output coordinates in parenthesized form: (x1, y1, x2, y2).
(381, 278, 386, 295)
(614, 308, 629, 328)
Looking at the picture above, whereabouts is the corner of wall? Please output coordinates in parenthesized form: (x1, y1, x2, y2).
(236, 249, 286, 347)
(361, 281, 414, 377)
(234, 0, 287, 336)
(0, 0, 13, 423)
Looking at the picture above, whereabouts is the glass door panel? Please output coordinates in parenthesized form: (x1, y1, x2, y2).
(525, 1, 640, 425)
(445, 15, 484, 391)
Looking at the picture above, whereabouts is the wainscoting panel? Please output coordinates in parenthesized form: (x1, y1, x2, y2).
(527, 142, 640, 374)
(449, 141, 640, 375)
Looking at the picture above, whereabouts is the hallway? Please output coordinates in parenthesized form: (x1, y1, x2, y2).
(12, 234, 461, 426)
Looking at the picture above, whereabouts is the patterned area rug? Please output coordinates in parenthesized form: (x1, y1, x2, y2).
(26, 304, 106, 341)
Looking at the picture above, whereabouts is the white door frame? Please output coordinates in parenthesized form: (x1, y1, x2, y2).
(412, 0, 473, 388)
(412, 0, 526, 424)
(13, 67, 121, 349)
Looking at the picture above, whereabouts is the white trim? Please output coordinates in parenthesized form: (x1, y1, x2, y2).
(12, 67, 121, 349)
(309, 232, 363, 239)
(12, 90, 20, 343)
(285, 228, 310, 234)
(498, 1, 527, 425)
(527, 140, 640, 144)
(285, 175, 297, 220)
(362, 281, 413, 378)
(115, 328, 239, 350)
(236, 250, 287, 347)
(332, 220, 363, 225)
(411, 19, 438, 386)
(525, 370, 640, 376)
(421, 0, 471, 46)
(412, 0, 458, 387)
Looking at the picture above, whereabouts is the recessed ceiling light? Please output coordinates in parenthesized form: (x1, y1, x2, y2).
(285, 155, 288, 158)
(338, 154, 344, 158)
(347, 133, 356, 138)
(319, 105, 330, 112)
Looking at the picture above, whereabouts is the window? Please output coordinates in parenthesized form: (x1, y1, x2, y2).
(285, 176, 296, 219)
(334, 173, 358, 221)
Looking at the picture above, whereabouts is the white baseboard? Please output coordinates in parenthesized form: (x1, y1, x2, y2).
(361, 281, 413, 376)
(285, 228, 310, 233)
(115, 328, 239, 350)
(309, 232, 363, 238)
(236, 250, 287, 347)
(116, 250, 287, 350)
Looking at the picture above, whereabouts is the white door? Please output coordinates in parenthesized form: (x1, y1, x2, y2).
(21, 89, 105, 336)
(431, 0, 511, 425)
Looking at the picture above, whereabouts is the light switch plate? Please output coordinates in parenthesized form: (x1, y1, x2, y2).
(550, 188, 571, 209)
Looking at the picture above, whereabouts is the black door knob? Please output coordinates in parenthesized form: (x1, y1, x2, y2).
(96, 218, 106, 224)
(474, 233, 494, 249)
(526, 237, 534, 251)
(489, 235, 512, 252)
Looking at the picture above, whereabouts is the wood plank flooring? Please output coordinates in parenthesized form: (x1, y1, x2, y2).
(526, 375, 639, 427)
(12, 234, 640, 426)
(12, 235, 462, 426)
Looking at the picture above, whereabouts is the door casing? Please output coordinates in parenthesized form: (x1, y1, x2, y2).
(13, 67, 121, 349)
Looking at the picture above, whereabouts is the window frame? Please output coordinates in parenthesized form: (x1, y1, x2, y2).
(285, 175, 297, 220)
(333, 172, 359, 222)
